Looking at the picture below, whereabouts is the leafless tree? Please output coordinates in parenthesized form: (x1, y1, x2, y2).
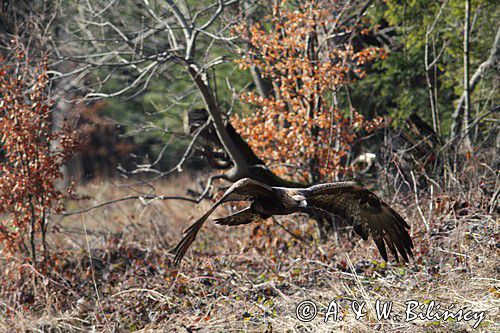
(450, 17, 500, 146)
(462, 0, 472, 149)
(48, 0, 378, 190)
(424, 0, 449, 136)
(49, 0, 249, 183)
(49, 1, 290, 186)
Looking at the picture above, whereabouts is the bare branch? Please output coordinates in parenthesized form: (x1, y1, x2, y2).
(61, 194, 200, 217)
(451, 26, 500, 141)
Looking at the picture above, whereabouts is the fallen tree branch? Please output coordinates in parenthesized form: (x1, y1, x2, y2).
(61, 194, 200, 216)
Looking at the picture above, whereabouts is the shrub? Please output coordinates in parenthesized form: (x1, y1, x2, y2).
(0, 44, 76, 266)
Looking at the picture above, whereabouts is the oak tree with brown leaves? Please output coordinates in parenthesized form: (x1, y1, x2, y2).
(233, 1, 385, 183)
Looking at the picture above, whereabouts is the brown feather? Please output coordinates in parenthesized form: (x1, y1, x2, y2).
(214, 206, 268, 226)
(299, 184, 413, 262)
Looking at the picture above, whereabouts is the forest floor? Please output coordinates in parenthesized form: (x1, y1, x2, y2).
(0, 172, 498, 332)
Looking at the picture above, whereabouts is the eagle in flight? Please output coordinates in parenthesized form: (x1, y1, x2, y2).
(173, 178, 413, 265)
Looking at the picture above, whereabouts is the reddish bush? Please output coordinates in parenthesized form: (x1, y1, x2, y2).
(0, 45, 76, 265)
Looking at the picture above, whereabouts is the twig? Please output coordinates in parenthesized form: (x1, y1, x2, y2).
(410, 171, 430, 231)
(61, 195, 199, 216)
(111, 288, 169, 302)
(82, 214, 111, 329)
(489, 185, 499, 214)
(155, 118, 211, 179)
(272, 217, 305, 242)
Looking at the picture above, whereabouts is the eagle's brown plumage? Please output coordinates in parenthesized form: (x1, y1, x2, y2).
(173, 178, 414, 265)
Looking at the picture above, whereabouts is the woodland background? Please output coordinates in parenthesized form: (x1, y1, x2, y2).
(0, 0, 498, 332)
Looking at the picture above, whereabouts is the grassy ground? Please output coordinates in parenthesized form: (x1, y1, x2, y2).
(0, 172, 498, 332)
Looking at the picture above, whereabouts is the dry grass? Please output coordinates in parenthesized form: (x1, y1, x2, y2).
(0, 172, 498, 332)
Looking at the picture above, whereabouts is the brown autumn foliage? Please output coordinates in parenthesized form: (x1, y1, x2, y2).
(232, 1, 385, 183)
(68, 100, 140, 179)
(0, 45, 76, 265)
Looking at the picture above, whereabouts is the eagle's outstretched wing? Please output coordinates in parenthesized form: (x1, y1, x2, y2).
(214, 206, 270, 226)
(298, 182, 414, 262)
(173, 178, 276, 265)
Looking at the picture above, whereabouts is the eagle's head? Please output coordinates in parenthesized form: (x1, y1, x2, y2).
(291, 194, 307, 208)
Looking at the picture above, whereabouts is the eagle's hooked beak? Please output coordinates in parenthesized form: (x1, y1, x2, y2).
(292, 194, 307, 207)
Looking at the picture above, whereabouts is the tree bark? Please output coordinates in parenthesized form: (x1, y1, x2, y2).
(462, 0, 472, 149)
(249, 66, 273, 99)
(243, 0, 273, 99)
(425, 33, 438, 135)
(450, 26, 500, 142)
(187, 63, 250, 181)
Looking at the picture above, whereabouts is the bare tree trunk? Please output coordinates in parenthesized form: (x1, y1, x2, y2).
(462, 0, 472, 150)
(306, 24, 321, 184)
(28, 195, 37, 270)
(244, 0, 272, 99)
(249, 67, 273, 99)
(432, 37, 441, 135)
(424, 0, 448, 136)
(450, 26, 500, 142)
(425, 32, 438, 134)
(187, 64, 250, 181)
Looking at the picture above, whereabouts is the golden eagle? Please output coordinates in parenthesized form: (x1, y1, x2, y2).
(174, 178, 413, 265)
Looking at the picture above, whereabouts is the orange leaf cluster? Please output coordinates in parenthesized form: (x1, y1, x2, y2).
(233, 1, 384, 182)
(0, 45, 76, 261)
